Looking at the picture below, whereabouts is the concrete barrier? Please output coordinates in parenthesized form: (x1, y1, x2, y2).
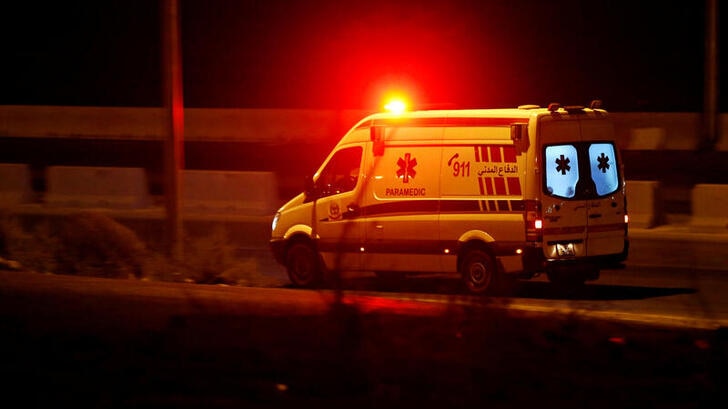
(45, 166, 152, 209)
(182, 170, 279, 216)
(626, 180, 664, 229)
(626, 127, 666, 150)
(0, 163, 34, 205)
(690, 183, 728, 231)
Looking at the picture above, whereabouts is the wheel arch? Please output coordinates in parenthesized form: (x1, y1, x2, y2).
(456, 230, 497, 271)
(276, 223, 315, 265)
(283, 224, 314, 241)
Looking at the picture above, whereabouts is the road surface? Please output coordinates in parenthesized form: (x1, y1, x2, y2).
(0, 266, 725, 408)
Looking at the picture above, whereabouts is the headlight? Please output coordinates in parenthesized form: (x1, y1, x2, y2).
(271, 212, 280, 232)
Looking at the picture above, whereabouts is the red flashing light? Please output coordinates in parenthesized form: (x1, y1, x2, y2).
(384, 98, 407, 114)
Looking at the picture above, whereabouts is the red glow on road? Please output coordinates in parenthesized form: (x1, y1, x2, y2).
(342, 294, 443, 316)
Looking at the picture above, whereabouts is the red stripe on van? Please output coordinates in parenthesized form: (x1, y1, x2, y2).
(503, 146, 516, 163)
(588, 223, 626, 233)
(490, 146, 502, 162)
(446, 117, 526, 127)
(475, 145, 490, 162)
(484, 178, 494, 195)
(544, 226, 586, 235)
(363, 116, 526, 128)
(478, 177, 485, 195)
(507, 177, 521, 195)
(494, 178, 506, 195)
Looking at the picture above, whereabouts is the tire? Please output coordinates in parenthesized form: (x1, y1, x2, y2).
(460, 249, 498, 294)
(285, 242, 322, 288)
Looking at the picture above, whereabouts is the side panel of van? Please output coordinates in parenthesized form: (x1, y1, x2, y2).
(439, 125, 528, 273)
(362, 126, 444, 273)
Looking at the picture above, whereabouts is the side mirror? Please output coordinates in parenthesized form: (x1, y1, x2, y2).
(303, 175, 317, 202)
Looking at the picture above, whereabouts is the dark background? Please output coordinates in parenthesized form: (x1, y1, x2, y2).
(1, 0, 721, 112)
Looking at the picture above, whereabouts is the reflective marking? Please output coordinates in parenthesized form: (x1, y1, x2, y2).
(544, 226, 586, 235)
(588, 223, 627, 233)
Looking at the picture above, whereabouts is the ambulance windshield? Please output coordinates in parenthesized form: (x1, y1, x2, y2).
(544, 142, 620, 199)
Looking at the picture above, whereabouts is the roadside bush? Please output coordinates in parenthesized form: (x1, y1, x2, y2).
(0, 211, 58, 273)
(55, 211, 147, 279)
(2, 210, 271, 285)
(181, 225, 240, 284)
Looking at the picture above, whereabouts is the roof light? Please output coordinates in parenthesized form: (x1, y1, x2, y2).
(384, 98, 407, 114)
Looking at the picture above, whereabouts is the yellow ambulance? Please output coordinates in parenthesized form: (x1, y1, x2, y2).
(270, 102, 629, 294)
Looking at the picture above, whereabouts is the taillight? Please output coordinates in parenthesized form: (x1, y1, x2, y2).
(623, 196, 629, 235)
(525, 200, 542, 242)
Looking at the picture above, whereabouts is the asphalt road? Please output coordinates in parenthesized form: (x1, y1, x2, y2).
(5, 261, 724, 329)
(1, 266, 726, 408)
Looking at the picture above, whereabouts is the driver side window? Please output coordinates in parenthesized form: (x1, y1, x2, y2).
(317, 146, 362, 198)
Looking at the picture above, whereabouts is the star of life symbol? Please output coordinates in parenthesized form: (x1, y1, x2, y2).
(596, 152, 610, 173)
(555, 154, 571, 175)
(397, 153, 417, 183)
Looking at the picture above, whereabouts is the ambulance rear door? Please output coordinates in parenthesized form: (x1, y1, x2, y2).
(539, 114, 626, 261)
(580, 119, 627, 258)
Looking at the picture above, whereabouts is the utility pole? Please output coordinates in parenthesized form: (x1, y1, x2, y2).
(704, 0, 719, 149)
(162, 0, 184, 259)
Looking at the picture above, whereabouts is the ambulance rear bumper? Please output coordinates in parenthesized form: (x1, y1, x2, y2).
(522, 238, 629, 272)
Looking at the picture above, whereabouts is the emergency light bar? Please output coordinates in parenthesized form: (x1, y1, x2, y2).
(384, 99, 407, 114)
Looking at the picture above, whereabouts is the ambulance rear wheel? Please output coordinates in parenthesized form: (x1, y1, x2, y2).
(286, 242, 322, 288)
(461, 250, 497, 294)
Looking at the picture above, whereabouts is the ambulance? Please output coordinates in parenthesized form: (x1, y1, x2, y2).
(270, 101, 629, 294)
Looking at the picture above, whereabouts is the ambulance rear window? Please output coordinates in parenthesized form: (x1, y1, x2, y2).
(544, 145, 579, 198)
(543, 142, 620, 199)
(588, 143, 619, 196)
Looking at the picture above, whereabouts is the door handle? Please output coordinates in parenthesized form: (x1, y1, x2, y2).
(345, 203, 360, 218)
(589, 213, 602, 219)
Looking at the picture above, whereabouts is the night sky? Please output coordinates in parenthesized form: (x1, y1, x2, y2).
(2, 0, 721, 112)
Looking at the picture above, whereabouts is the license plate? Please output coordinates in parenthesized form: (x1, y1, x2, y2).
(556, 243, 575, 256)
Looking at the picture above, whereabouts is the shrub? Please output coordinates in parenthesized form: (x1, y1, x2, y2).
(55, 211, 147, 279)
(2, 210, 271, 285)
(0, 211, 58, 273)
(180, 225, 239, 284)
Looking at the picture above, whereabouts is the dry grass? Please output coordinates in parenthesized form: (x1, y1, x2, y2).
(0, 211, 59, 274)
(0, 210, 267, 285)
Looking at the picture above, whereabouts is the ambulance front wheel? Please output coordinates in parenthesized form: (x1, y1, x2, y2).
(461, 249, 498, 294)
(285, 242, 323, 288)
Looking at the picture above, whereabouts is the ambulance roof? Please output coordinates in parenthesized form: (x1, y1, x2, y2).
(339, 104, 607, 144)
(349, 104, 608, 134)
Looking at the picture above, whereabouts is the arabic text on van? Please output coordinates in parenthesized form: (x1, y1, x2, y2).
(478, 163, 519, 177)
